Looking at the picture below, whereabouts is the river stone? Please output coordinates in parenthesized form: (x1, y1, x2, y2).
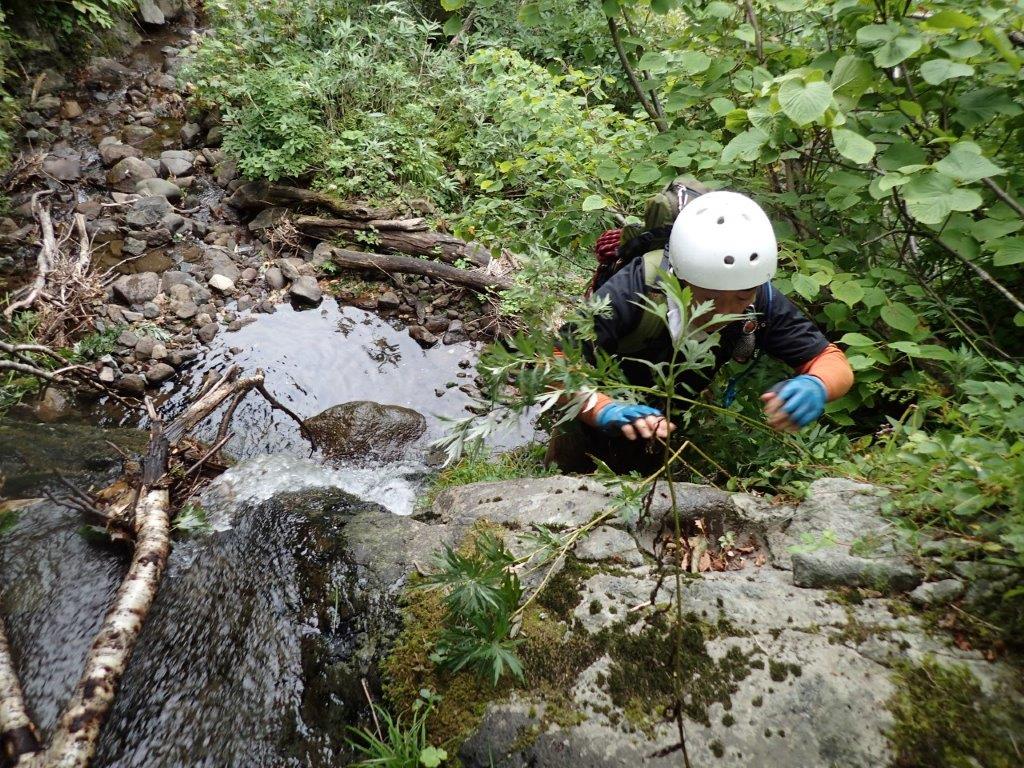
(275, 258, 302, 282)
(42, 154, 81, 181)
(159, 149, 194, 177)
(408, 325, 437, 348)
(134, 336, 156, 358)
(289, 275, 322, 305)
(174, 301, 198, 320)
(180, 122, 201, 146)
(60, 100, 83, 119)
(248, 206, 288, 233)
(138, 0, 165, 25)
(35, 387, 71, 422)
(209, 274, 236, 294)
(135, 177, 182, 200)
(107, 156, 156, 192)
(378, 291, 400, 310)
(303, 402, 426, 463)
(126, 196, 172, 228)
(197, 322, 219, 343)
(118, 373, 147, 394)
(145, 363, 175, 383)
(99, 141, 142, 167)
(113, 271, 160, 305)
(83, 57, 132, 87)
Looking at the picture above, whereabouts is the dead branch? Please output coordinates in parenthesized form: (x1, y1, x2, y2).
(0, 618, 41, 764)
(318, 246, 512, 292)
(606, 16, 668, 133)
(4, 192, 55, 319)
(294, 216, 490, 267)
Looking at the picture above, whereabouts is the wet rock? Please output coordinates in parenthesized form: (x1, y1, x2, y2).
(99, 140, 142, 167)
(909, 578, 965, 607)
(138, 0, 165, 25)
(42, 153, 81, 181)
(240, 267, 258, 283)
(303, 402, 426, 463)
(424, 316, 449, 334)
(135, 177, 182, 200)
(197, 323, 219, 343)
(123, 238, 147, 257)
(161, 212, 186, 234)
(442, 319, 467, 345)
(377, 291, 401, 310)
(146, 363, 175, 384)
(32, 95, 61, 116)
(60, 100, 83, 119)
(180, 122, 201, 146)
(143, 302, 160, 320)
(408, 325, 438, 348)
(134, 336, 156, 358)
(123, 124, 155, 145)
(248, 206, 288, 233)
(159, 150, 194, 177)
(289, 276, 322, 305)
(214, 159, 238, 187)
(791, 550, 921, 593)
(174, 301, 198, 320)
(127, 196, 172, 228)
(107, 156, 156, 192)
(117, 329, 140, 348)
(209, 274, 235, 294)
(36, 387, 71, 422)
(205, 125, 224, 147)
(264, 267, 285, 291)
(113, 272, 160, 305)
(156, 0, 187, 20)
(275, 258, 302, 282)
(36, 69, 68, 95)
(118, 374, 147, 394)
(83, 57, 132, 87)
(99, 367, 116, 384)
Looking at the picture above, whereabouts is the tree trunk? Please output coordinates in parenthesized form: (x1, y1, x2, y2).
(0, 619, 40, 765)
(319, 247, 511, 292)
(224, 181, 398, 220)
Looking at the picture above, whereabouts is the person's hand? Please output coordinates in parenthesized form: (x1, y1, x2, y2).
(761, 375, 827, 433)
(594, 403, 676, 441)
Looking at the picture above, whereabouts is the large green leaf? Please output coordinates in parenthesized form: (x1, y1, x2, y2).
(629, 164, 663, 184)
(831, 128, 876, 164)
(922, 9, 977, 30)
(839, 332, 876, 347)
(676, 50, 712, 74)
(778, 78, 833, 126)
(721, 128, 768, 164)
(919, 59, 975, 85)
(880, 302, 919, 334)
(874, 35, 923, 68)
(792, 272, 819, 300)
(903, 172, 956, 225)
(856, 24, 897, 45)
(829, 55, 874, 107)
(831, 280, 865, 307)
(992, 238, 1024, 266)
(934, 142, 1004, 184)
(440, 0, 465, 9)
(581, 194, 607, 211)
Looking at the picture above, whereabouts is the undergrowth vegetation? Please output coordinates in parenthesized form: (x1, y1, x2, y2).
(188, 0, 1024, 652)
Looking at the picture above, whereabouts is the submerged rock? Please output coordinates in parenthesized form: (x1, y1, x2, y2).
(303, 401, 426, 464)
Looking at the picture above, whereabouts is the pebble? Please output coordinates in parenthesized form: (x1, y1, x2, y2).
(408, 325, 438, 348)
(117, 329, 140, 348)
(134, 336, 156, 358)
(289, 275, 322, 305)
(60, 100, 83, 119)
(174, 301, 198, 320)
(378, 291, 401, 310)
(135, 177, 182, 200)
(143, 302, 160, 320)
(264, 267, 285, 290)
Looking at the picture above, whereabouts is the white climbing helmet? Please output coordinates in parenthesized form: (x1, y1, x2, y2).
(667, 191, 778, 291)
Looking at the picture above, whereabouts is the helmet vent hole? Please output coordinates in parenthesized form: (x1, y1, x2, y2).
(750, 253, 759, 262)
(723, 255, 735, 265)
(717, 216, 725, 225)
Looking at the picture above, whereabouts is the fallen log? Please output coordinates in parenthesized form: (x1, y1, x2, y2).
(3, 192, 54, 319)
(225, 181, 398, 220)
(0, 619, 40, 765)
(320, 247, 512, 293)
(295, 216, 490, 267)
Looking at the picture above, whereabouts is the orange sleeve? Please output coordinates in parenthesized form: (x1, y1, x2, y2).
(794, 343, 854, 401)
(553, 348, 612, 427)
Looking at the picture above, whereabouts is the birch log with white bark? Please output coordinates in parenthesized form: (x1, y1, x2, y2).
(0, 619, 40, 765)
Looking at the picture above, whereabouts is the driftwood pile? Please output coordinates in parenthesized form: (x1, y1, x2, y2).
(0, 366, 313, 768)
(226, 181, 516, 293)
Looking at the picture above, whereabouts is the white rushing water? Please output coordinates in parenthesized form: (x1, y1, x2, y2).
(199, 453, 425, 522)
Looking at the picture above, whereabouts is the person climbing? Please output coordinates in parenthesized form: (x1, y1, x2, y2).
(546, 183, 854, 475)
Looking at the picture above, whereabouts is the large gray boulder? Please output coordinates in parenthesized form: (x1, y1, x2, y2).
(303, 401, 426, 463)
(106, 156, 156, 193)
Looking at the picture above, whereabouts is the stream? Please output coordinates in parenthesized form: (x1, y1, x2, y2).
(0, 9, 534, 766)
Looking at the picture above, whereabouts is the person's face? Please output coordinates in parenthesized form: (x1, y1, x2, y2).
(688, 285, 758, 330)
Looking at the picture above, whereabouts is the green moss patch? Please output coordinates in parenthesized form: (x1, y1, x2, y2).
(603, 612, 753, 728)
(887, 656, 1024, 768)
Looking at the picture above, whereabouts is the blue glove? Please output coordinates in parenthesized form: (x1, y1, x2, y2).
(771, 375, 827, 427)
(594, 402, 664, 434)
